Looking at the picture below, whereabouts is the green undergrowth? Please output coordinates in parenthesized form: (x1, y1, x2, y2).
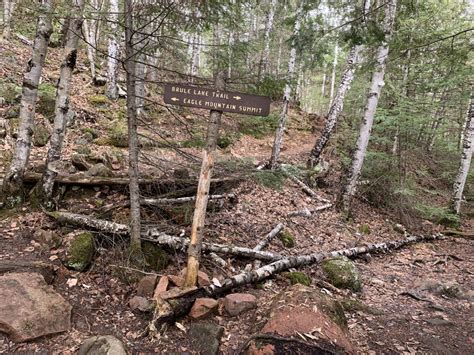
(238, 113, 279, 139)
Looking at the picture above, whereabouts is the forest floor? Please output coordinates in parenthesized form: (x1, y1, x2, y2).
(1, 37, 473, 354)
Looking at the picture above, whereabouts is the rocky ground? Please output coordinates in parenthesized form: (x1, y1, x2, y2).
(0, 37, 473, 354)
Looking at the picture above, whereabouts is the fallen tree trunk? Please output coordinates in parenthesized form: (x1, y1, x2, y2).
(49, 212, 283, 261)
(281, 168, 330, 203)
(142, 193, 235, 206)
(149, 233, 446, 332)
(254, 223, 284, 251)
(287, 203, 332, 217)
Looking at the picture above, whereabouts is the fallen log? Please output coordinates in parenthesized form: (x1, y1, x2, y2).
(287, 203, 333, 217)
(281, 167, 330, 203)
(254, 223, 284, 251)
(148, 233, 446, 331)
(49, 212, 284, 261)
(142, 193, 235, 206)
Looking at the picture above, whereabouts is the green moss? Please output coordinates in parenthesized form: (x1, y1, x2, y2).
(89, 94, 109, 107)
(81, 127, 99, 138)
(416, 205, 460, 228)
(65, 232, 95, 271)
(217, 134, 238, 149)
(93, 136, 112, 146)
(251, 170, 286, 191)
(181, 135, 205, 148)
(358, 224, 371, 235)
(37, 83, 57, 119)
(286, 272, 311, 286)
(340, 298, 384, 315)
(279, 229, 295, 248)
(322, 256, 362, 292)
(32, 124, 50, 147)
(0, 83, 22, 104)
(238, 114, 278, 138)
(142, 241, 169, 272)
(109, 124, 128, 148)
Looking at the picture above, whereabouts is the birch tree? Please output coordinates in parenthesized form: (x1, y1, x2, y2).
(106, 0, 120, 99)
(258, 0, 277, 80)
(83, 0, 101, 81)
(307, 1, 371, 168)
(1, 0, 54, 205)
(328, 43, 339, 104)
(124, 0, 141, 252)
(2, 0, 16, 39)
(452, 97, 473, 214)
(340, 0, 398, 214)
(270, 0, 305, 169)
(38, 0, 86, 205)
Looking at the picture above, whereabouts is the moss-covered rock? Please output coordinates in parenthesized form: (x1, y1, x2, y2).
(142, 241, 169, 272)
(86, 163, 113, 177)
(9, 118, 19, 138)
(37, 83, 57, 120)
(0, 83, 22, 104)
(286, 271, 311, 286)
(279, 229, 295, 248)
(322, 256, 362, 292)
(89, 95, 109, 107)
(358, 224, 371, 235)
(63, 232, 95, 271)
(93, 136, 112, 146)
(32, 124, 50, 147)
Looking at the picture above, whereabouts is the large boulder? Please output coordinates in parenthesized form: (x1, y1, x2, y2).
(224, 293, 257, 316)
(0, 272, 72, 342)
(244, 284, 354, 354)
(322, 256, 362, 292)
(78, 335, 127, 355)
(61, 232, 95, 271)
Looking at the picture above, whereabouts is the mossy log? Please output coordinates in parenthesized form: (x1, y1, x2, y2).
(148, 233, 447, 332)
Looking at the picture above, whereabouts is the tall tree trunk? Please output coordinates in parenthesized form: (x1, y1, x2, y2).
(189, 33, 201, 81)
(2, 0, 16, 39)
(276, 36, 283, 76)
(452, 97, 473, 214)
(269, 0, 305, 169)
(426, 90, 449, 152)
(329, 43, 339, 105)
(124, 0, 141, 252)
(1, 0, 53, 205)
(184, 72, 226, 287)
(307, 45, 363, 168)
(39, 0, 85, 205)
(258, 0, 277, 81)
(83, 0, 101, 81)
(106, 0, 119, 99)
(340, 0, 397, 215)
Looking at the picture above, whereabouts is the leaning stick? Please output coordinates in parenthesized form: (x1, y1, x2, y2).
(287, 203, 333, 217)
(149, 233, 447, 331)
(281, 167, 330, 203)
(254, 223, 285, 251)
(49, 212, 283, 261)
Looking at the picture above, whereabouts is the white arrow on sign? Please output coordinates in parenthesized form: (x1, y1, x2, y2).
(170, 97, 179, 102)
(233, 96, 241, 100)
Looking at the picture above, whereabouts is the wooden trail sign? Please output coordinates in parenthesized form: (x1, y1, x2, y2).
(164, 83, 271, 116)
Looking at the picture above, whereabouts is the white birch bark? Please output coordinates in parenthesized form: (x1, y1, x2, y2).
(307, 46, 362, 167)
(270, 0, 305, 169)
(106, 0, 119, 99)
(1, 0, 53, 203)
(258, 0, 277, 79)
(189, 33, 201, 80)
(39, 0, 85, 204)
(452, 97, 473, 214)
(276, 36, 282, 76)
(329, 43, 339, 104)
(2, 0, 16, 39)
(125, 0, 141, 251)
(341, 0, 397, 213)
(83, 0, 100, 80)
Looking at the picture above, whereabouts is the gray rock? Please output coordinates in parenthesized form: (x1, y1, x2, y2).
(32, 124, 51, 147)
(61, 232, 95, 271)
(322, 256, 362, 292)
(0, 272, 72, 342)
(188, 321, 223, 355)
(78, 335, 127, 355)
(128, 296, 154, 312)
(87, 163, 113, 177)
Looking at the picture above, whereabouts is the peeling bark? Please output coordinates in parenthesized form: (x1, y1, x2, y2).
(1, 0, 54, 204)
(452, 97, 473, 214)
(106, 0, 120, 99)
(254, 223, 284, 251)
(39, 0, 85, 205)
(341, 0, 397, 214)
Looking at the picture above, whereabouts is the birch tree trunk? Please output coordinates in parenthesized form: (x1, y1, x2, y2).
(124, 0, 141, 252)
(1, 0, 53, 204)
(452, 97, 473, 214)
(329, 43, 339, 105)
(83, 0, 101, 81)
(269, 0, 305, 169)
(340, 0, 397, 214)
(106, 0, 119, 99)
(184, 71, 226, 287)
(39, 0, 85, 205)
(2, 0, 16, 39)
(307, 45, 362, 168)
(189, 33, 201, 81)
(258, 0, 277, 81)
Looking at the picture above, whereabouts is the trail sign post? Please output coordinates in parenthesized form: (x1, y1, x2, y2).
(164, 83, 271, 116)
